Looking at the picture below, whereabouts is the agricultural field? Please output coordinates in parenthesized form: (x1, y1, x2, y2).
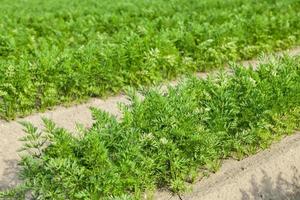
(1, 0, 300, 199)
(1, 55, 300, 199)
(1, 0, 300, 119)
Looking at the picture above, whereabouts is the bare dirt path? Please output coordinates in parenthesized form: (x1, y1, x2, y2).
(1, 47, 300, 197)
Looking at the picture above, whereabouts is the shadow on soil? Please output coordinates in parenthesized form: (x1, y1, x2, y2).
(240, 166, 300, 200)
(0, 159, 20, 191)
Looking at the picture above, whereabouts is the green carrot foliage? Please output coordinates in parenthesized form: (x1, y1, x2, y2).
(1, 0, 300, 119)
(1, 56, 299, 199)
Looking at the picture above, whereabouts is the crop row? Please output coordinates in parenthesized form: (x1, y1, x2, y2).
(1, 0, 300, 119)
(1, 56, 299, 199)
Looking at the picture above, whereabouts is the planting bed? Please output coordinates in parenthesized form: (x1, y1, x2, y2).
(1, 0, 300, 119)
(1, 55, 299, 199)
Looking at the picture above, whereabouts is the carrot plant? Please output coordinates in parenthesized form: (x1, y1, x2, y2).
(1, 56, 299, 199)
(0, 0, 300, 119)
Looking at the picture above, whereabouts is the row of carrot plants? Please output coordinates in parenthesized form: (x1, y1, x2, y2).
(1, 0, 300, 119)
(1, 55, 299, 199)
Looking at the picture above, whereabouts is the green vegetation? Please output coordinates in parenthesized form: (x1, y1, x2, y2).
(1, 0, 300, 119)
(1, 56, 299, 199)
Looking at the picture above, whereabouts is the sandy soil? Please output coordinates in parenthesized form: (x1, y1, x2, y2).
(0, 47, 300, 198)
(184, 132, 300, 200)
